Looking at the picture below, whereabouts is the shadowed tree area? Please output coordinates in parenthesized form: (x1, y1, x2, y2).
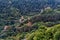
(0, 0, 60, 40)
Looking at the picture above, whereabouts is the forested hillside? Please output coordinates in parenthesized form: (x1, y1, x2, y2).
(0, 0, 60, 40)
(0, 0, 60, 28)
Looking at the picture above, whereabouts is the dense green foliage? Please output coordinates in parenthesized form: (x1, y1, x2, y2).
(0, 8, 60, 40)
(25, 24, 60, 40)
(0, 0, 60, 40)
(0, 0, 60, 27)
(0, 22, 60, 40)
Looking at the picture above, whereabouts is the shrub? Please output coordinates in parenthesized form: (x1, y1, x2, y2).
(26, 33, 34, 40)
(45, 22, 56, 27)
(54, 31, 60, 40)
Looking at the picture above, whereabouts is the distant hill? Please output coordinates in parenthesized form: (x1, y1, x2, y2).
(0, 0, 60, 27)
(0, 0, 60, 14)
